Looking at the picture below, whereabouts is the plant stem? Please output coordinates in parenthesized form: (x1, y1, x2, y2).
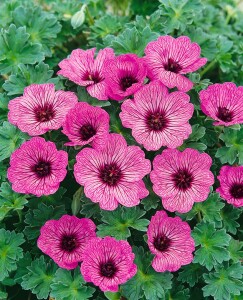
(200, 59, 217, 77)
(197, 211, 202, 222)
(86, 7, 94, 25)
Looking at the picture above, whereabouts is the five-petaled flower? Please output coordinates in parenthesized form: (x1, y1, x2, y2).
(80, 236, 137, 292)
(150, 148, 214, 213)
(37, 215, 96, 269)
(74, 133, 151, 210)
(217, 165, 243, 208)
(7, 137, 68, 196)
(58, 48, 115, 100)
(199, 82, 243, 126)
(145, 35, 207, 92)
(120, 81, 194, 150)
(62, 102, 110, 148)
(8, 83, 78, 136)
(147, 210, 195, 272)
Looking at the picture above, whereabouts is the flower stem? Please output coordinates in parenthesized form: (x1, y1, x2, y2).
(86, 6, 94, 25)
(200, 59, 217, 77)
(197, 211, 202, 222)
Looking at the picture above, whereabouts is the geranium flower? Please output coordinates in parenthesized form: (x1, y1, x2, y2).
(7, 137, 68, 196)
(147, 210, 195, 272)
(74, 133, 151, 210)
(81, 236, 137, 292)
(217, 165, 243, 207)
(103, 53, 147, 101)
(62, 102, 110, 148)
(144, 35, 207, 92)
(150, 148, 214, 213)
(58, 48, 115, 100)
(199, 82, 243, 126)
(8, 83, 78, 136)
(120, 81, 194, 150)
(37, 215, 96, 270)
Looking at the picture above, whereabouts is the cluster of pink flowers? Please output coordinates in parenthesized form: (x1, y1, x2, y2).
(6, 34, 243, 291)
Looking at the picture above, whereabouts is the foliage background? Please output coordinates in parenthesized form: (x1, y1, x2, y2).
(0, 0, 242, 299)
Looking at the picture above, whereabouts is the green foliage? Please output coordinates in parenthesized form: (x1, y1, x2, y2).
(177, 263, 203, 287)
(192, 222, 231, 270)
(203, 263, 243, 300)
(0, 229, 25, 281)
(0, 121, 29, 162)
(50, 268, 95, 300)
(97, 206, 149, 240)
(220, 205, 242, 234)
(0, 24, 44, 74)
(24, 203, 66, 241)
(21, 256, 58, 299)
(180, 124, 207, 151)
(121, 247, 173, 300)
(228, 239, 243, 263)
(77, 86, 110, 107)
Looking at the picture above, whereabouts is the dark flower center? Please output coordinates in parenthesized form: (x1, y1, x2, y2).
(80, 124, 96, 141)
(99, 163, 122, 186)
(164, 58, 182, 73)
(33, 161, 51, 177)
(153, 234, 171, 252)
(60, 234, 79, 252)
(146, 111, 167, 131)
(35, 104, 55, 122)
(216, 107, 233, 122)
(172, 169, 194, 190)
(100, 261, 117, 278)
(83, 72, 102, 84)
(120, 76, 138, 91)
(230, 183, 243, 199)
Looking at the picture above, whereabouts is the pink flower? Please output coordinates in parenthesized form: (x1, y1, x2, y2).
(81, 236, 137, 292)
(8, 83, 78, 136)
(58, 48, 115, 100)
(147, 210, 195, 272)
(150, 148, 214, 213)
(74, 133, 151, 210)
(62, 102, 110, 148)
(199, 82, 243, 126)
(37, 215, 96, 270)
(103, 53, 147, 101)
(7, 137, 68, 196)
(120, 81, 194, 150)
(216, 165, 243, 208)
(144, 35, 207, 92)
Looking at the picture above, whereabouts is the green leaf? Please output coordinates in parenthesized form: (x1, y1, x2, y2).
(0, 24, 44, 74)
(121, 246, 172, 300)
(180, 124, 207, 151)
(97, 206, 149, 240)
(0, 229, 25, 281)
(13, 6, 61, 56)
(21, 256, 58, 300)
(0, 182, 28, 221)
(80, 196, 101, 219)
(71, 187, 83, 216)
(0, 93, 9, 125)
(178, 193, 225, 224)
(77, 86, 110, 107)
(50, 268, 95, 300)
(220, 205, 241, 234)
(3, 62, 61, 96)
(24, 203, 66, 240)
(228, 239, 243, 263)
(14, 251, 32, 284)
(192, 222, 231, 270)
(0, 121, 29, 162)
(104, 291, 121, 300)
(104, 26, 159, 57)
(203, 263, 243, 300)
(177, 263, 203, 287)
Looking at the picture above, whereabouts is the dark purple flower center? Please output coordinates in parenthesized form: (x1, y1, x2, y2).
(230, 183, 243, 199)
(83, 72, 102, 84)
(146, 110, 168, 131)
(33, 161, 51, 177)
(153, 234, 171, 252)
(172, 169, 194, 190)
(60, 234, 79, 252)
(120, 76, 138, 91)
(164, 58, 182, 73)
(35, 104, 55, 122)
(100, 261, 117, 278)
(216, 107, 233, 122)
(80, 124, 96, 141)
(99, 163, 122, 186)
